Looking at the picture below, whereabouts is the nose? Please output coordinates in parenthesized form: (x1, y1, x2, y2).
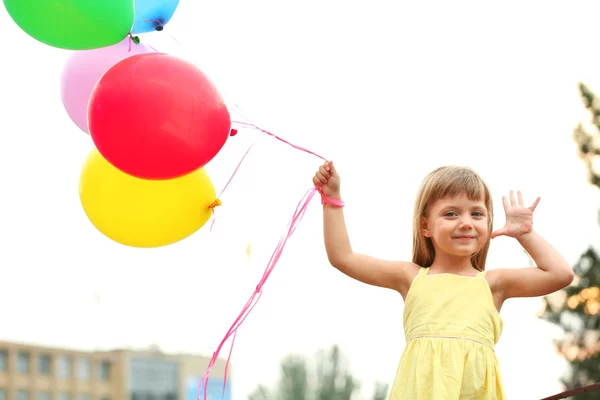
(458, 216, 473, 230)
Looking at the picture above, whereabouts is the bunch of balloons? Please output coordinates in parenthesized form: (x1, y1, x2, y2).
(3, 0, 234, 248)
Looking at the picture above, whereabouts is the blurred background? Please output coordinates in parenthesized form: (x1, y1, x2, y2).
(1, 0, 600, 399)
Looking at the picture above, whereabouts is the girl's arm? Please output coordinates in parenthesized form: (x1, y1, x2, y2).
(489, 191, 574, 300)
(493, 230, 574, 300)
(314, 161, 416, 295)
(323, 201, 415, 294)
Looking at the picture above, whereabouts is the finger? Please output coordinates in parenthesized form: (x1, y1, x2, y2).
(319, 166, 330, 179)
(328, 161, 338, 177)
(509, 190, 517, 207)
(316, 171, 328, 184)
(517, 191, 524, 207)
(502, 196, 509, 212)
(491, 228, 506, 239)
(529, 196, 541, 211)
(312, 176, 323, 188)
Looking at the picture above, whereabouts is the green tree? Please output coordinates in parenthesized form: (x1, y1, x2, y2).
(248, 344, 388, 400)
(538, 83, 600, 399)
(372, 382, 389, 400)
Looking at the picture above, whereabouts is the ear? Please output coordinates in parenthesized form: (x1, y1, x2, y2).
(421, 216, 431, 237)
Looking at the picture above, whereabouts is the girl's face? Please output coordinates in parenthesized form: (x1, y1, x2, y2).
(422, 193, 490, 260)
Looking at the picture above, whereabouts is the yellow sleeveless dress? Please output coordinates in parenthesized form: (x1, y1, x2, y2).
(389, 267, 505, 400)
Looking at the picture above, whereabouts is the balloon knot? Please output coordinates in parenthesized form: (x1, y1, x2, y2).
(229, 129, 238, 137)
(129, 34, 140, 44)
(143, 18, 165, 31)
(209, 199, 222, 209)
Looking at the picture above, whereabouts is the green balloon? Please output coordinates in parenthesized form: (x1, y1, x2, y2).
(3, 0, 134, 50)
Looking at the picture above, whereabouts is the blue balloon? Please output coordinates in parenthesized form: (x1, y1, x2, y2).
(131, 0, 180, 34)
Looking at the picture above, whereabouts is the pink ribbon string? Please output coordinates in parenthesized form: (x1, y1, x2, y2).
(209, 143, 255, 231)
(197, 187, 319, 400)
(208, 120, 328, 232)
(217, 143, 255, 198)
(233, 121, 327, 162)
(196, 125, 329, 400)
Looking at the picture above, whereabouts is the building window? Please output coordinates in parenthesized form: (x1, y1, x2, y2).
(38, 354, 51, 375)
(17, 352, 30, 374)
(99, 361, 111, 381)
(0, 388, 5, 400)
(57, 393, 71, 400)
(16, 390, 29, 400)
(78, 359, 91, 381)
(57, 355, 71, 379)
(0, 351, 7, 371)
(37, 392, 50, 400)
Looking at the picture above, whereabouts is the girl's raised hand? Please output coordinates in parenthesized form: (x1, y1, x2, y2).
(491, 190, 541, 239)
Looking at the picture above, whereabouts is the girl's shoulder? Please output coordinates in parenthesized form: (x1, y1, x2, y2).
(398, 263, 425, 300)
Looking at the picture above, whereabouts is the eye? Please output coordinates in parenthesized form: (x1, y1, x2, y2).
(444, 211, 458, 217)
(472, 211, 485, 217)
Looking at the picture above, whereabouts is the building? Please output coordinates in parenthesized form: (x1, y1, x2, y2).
(0, 341, 231, 400)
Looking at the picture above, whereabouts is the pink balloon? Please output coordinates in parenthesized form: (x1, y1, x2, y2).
(60, 38, 154, 134)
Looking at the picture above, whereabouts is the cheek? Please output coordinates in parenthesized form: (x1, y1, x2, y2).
(476, 220, 490, 237)
(432, 222, 454, 241)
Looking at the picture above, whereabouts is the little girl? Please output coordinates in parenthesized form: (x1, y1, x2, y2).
(312, 161, 574, 400)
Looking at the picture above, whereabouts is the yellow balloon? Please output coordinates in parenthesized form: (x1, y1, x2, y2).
(79, 149, 218, 248)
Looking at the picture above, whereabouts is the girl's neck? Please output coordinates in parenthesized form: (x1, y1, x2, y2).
(428, 253, 478, 275)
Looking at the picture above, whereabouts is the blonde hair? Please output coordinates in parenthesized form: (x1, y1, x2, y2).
(412, 166, 494, 271)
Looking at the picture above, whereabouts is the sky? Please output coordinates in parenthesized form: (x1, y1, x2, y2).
(2, 0, 600, 399)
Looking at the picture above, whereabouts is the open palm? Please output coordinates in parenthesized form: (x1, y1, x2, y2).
(491, 191, 541, 239)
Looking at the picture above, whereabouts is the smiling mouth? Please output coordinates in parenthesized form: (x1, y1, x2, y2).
(453, 236, 475, 240)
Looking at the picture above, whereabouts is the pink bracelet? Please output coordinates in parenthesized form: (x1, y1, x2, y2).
(317, 188, 345, 207)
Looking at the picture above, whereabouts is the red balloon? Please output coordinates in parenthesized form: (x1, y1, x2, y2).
(88, 52, 231, 180)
